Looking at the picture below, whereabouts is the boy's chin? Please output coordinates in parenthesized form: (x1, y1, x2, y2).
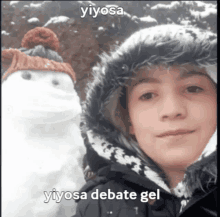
(157, 153, 201, 171)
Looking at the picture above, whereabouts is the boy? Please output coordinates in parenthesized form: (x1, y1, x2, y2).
(74, 24, 217, 216)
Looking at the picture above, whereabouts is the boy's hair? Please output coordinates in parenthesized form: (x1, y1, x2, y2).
(84, 24, 217, 161)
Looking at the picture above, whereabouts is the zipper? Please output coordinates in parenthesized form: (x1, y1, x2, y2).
(134, 206, 139, 215)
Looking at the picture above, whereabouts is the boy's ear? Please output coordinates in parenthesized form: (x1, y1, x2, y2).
(128, 117, 135, 135)
(129, 125, 138, 142)
(129, 124, 135, 135)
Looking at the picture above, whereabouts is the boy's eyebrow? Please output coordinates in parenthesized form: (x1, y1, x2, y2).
(179, 71, 211, 80)
(131, 70, 212, 87)
(132, 77, 160, 87)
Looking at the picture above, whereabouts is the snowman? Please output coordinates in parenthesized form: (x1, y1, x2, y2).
(2, 27, 86, 217)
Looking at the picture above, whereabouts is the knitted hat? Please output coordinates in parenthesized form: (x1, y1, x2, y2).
(2, 27, 76, 83)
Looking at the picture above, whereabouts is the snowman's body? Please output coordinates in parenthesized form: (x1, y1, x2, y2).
(2, 70, 86, 217)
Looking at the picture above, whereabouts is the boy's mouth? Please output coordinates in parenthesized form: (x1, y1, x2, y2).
(157, 129, 195, 138)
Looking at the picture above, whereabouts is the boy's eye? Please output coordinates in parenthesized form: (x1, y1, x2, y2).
(140, 92, 155, 100)
(186, 86, 204, 93)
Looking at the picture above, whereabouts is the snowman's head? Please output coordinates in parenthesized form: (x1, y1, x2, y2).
(2, 27, 76, 84)
(2, 27, 82, 124)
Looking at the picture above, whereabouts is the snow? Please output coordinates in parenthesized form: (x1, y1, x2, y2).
(123, 11, 132, 18)
(139, 16, 157, 23)
(87, 1, 96, 6)
(196, 1, 206, 8)
(190, 10, 201, 19)
(98, 26, 104, 31)
(200, 8, 217, 19)
(105, 5, 119, 8)
(151, 2, 181, 10)
(10, 1, 19, 6)
(30, 2, 42, 8)
(11, 21, 15, 25)
(132, 15, 139, 20)
(180, 20, 192, 26)
(181, 1, 195, 6)
(151, 3, 170, 10)
(190, 8, 217, 19)
(44, 16, 70, 27)
(2, 31, 10, 36)
(170, 1, 181, 9)
(170, 1, 180, 7)
(206, 3, 217, 9)
(28, 17, 40, 23)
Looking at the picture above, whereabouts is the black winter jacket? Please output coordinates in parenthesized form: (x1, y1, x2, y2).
(72, 25, 217, 217)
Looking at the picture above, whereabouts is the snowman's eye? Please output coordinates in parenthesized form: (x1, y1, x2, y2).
(52, 79, 59, 86)
(21, 71, 32, 80)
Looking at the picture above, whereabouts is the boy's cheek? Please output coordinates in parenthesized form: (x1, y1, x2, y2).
(189, 101, 216, 122)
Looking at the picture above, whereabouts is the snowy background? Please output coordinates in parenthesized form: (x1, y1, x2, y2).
(2, 1, 217, 101)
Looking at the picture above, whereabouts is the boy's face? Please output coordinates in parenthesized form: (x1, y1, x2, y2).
(128, 65, 216, 170)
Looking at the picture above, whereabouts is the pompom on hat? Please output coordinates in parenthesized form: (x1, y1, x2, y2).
(2, 27, 76, 82)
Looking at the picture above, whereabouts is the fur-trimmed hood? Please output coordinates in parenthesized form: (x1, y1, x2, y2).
(81, 25, 217, 213)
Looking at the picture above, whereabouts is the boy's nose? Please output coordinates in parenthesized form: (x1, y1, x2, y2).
(159, 94, 187, 121)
